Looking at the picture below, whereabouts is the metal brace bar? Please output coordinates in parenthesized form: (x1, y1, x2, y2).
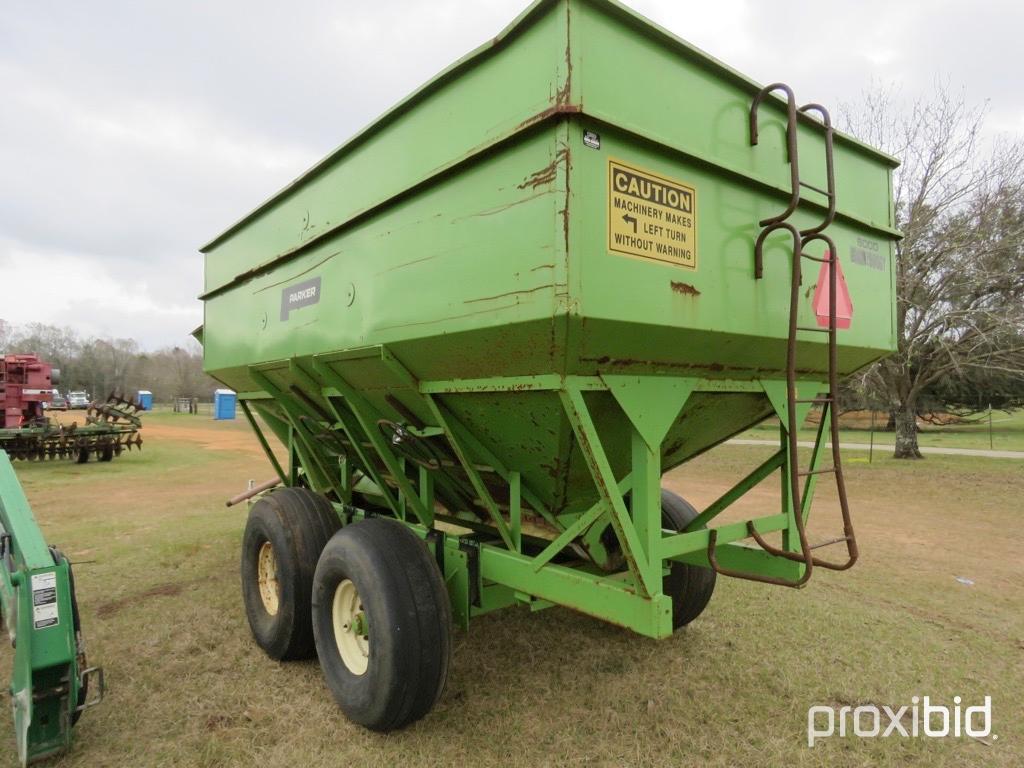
(531, 474, 631, 572)
(683, 449, 786, 532)
(319, 394, 404, 518)
(422, 394, 515, 551)
(558, 386, 657, 598)
(532, 500, 607, 572)
(425, 398, 562, 532)
(239, 399, 286, 484)
(312, 362, 433, 527)
(248, 369, 337, 494)
(509, 471, 521, 553)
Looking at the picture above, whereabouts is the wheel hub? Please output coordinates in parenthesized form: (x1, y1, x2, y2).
(332, 579, 369, 675)
(256, 541, 280, 616)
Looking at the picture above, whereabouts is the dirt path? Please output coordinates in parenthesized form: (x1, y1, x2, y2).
(730, 438, 1024, 459)
(139, 421, 267, 455)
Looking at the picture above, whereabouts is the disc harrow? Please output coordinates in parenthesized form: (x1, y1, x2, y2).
(0, 393, 144, 463)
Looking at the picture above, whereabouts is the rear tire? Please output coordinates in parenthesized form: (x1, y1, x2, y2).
(241, 487, 341, 660)
(312, 518, 452, 731)
(661, 489, 716, 629)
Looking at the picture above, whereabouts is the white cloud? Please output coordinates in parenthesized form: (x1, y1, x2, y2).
(0, 237, 200, 347)
(1, 0, 1022, 349)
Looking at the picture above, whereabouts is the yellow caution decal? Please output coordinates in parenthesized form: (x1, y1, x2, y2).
(608, 158, 697, 269)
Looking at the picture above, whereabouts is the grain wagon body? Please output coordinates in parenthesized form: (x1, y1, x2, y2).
(199, 0, 898, 729)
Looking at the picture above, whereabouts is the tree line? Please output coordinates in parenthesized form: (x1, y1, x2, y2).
(0, 320, 219, 403)
(839, 85, 1024, 457)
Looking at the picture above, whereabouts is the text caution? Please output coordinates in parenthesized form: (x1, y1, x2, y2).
(608, 159, 697, 269)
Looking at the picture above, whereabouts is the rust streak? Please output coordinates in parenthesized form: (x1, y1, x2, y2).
(377, 303, 519, 331)
(375, 253, 440, 275)
(517, 147, 570, 190)
(559, 6, 573, 107)
(670, 281, 701, 297)
(253, 250, 342, 293)
(514, 103, 582, 132)
(455, 191, 551, 220)
(561, 143, 571, 257)
(464, 284, 556, 304)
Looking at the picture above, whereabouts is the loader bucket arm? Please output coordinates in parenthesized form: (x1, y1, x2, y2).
(0, 451, 102, 765)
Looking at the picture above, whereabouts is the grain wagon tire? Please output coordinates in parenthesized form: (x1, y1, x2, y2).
(661, 489, 716, 630)
(240, 487, 341, 661)
(75, 448, 90, 464)
(311, 518, 452, 731)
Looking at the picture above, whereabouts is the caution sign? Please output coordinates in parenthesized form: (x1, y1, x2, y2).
(608, 159, 697, 269)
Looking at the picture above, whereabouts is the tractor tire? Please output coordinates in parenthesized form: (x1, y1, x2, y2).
(312, 518, 452, 731)
(661, 489, 717, 629)
(241, 487, 341, 661)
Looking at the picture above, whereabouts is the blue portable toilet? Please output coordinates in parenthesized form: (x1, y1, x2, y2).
(213, 389, 237, 420)
(137, 390, 153, 411)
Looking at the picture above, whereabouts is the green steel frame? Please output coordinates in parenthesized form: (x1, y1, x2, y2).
(0, 451, 102, 765)
(238, 345, 835, 640)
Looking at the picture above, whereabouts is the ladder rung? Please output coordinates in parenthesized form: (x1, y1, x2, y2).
(796, 325, 830, 333)
(798, 466, 836, 477)
(809, 536, 850, 550)
(798, 181, 832, 197)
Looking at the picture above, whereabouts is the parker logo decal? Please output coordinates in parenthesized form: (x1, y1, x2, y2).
(280, 277, 322, 321)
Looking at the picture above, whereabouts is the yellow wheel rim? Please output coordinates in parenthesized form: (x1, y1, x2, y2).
(256, 541, 280, 616)
(332, 579, 369, 675)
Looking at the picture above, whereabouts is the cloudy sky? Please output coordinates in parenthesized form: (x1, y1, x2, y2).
(2, 0, 1021, 349)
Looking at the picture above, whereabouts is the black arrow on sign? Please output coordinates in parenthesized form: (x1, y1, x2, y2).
(622, 214, 638, 233)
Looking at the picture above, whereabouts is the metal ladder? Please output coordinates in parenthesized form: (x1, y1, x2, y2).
(707, 83, 858, 587)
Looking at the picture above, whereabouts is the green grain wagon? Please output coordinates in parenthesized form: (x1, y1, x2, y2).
(199, 0, 898, 729)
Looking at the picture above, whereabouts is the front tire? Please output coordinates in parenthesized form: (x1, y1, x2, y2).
(241, 487, 341, 660)
(312, 518, 452, 731)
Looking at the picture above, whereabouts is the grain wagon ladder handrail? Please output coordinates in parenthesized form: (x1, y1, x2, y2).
(750, 83, 801, 227)
(795, 103, 837, 237)
(749, 230, 858, 572)
(711, 94, 859, 585)
(708, 222, 816, 587)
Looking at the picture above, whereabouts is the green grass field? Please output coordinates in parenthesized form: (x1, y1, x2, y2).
(1, 415, 1020, 767)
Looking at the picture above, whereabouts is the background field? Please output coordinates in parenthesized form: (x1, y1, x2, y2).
(741, 408, 1024, 453)
(1, 412, 1021, 767)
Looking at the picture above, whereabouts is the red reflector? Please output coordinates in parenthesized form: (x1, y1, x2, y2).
(812, 252, 853, 329)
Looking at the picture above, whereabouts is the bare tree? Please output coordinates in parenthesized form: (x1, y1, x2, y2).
(842, 85, 1024, 458)
(2, 321, 217, 402)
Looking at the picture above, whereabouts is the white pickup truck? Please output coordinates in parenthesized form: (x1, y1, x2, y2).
(67, 391, 90, 409)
